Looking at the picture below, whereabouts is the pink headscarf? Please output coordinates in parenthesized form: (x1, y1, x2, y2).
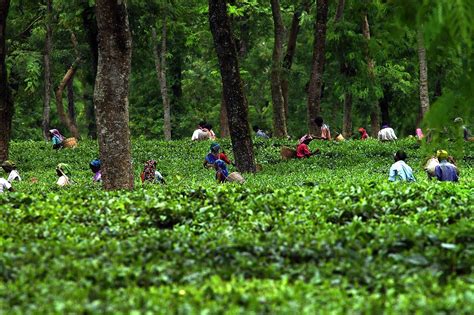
(416, 128, 424, 140)
(298, 134, 313, 144)
(49, 129, 65, 141)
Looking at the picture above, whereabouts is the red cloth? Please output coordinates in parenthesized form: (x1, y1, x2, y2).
(296, 143, 311, 158)
(219, 153, 232, 164)
(359, 128, 368, 140)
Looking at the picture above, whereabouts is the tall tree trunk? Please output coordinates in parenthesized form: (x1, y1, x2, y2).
(334, 0, 352, 137)
(306, 0, 329, 134)
(67, 73, 77, 126)
(55, 61, 80, 139)
(362, 14, 380, 137)
(0, 0, 13, 162)
(42, 0, 52, 140)
(82, 4, 98, 139)
(335, 0, 345, 22)
(220, 91, 230, 137)
(209, 0, 256, 173)
(94, 0, 133, 190)
(342, 93, 352, 138)
(281, 0, 310, 130)
(417, 29, 429, 122)
(152, 17, 171, 140)
(270, 0, 287, 138)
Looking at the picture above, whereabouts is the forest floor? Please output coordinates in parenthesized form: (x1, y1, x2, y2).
(1, 138, 473, 313)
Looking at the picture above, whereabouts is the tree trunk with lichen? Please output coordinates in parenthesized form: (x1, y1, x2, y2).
(0, 0, 12, 161)
(209, 0, 256, 173)
(94, 0, 134, 190)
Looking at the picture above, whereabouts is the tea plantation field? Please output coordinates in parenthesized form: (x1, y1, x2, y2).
(1, 138, 473, 314)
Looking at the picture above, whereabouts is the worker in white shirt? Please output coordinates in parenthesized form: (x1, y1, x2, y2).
(1, 160, 21, 182)
(191, 121, 211, 141)
(378, 123, 397, 141)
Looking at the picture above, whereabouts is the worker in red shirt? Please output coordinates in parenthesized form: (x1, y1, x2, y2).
(296, 135, 320, 158)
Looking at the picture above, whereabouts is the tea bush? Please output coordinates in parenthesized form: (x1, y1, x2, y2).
(0, 138, 473, 313)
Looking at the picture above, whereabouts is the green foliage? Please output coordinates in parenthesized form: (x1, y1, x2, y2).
(0, 139, 473, 312)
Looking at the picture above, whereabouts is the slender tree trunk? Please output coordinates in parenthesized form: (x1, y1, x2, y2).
(94, 0, 133, 190)
(82, 4, 98, 139)
(362, 14, 380, 137)
(342, 93, 352, 138)
(281, 0, 310, 130)
(152, 17, 171, 140)
(220, 91, 230, 137)
(417, 29, 429, 121)
(67, 73, 77, 126)
(55, 61, 80, 139)
(307, 0, 329, 134)
(42, 0, 52, 140)
(270, 0, 287, 137)
(209, 0, 256, 173)
(0, 0, 13, 161)
(335, 0, 345, 22)
(334, 0, 352, 137)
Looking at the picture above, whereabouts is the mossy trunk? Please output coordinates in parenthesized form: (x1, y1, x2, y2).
(94, 0, 134, 190)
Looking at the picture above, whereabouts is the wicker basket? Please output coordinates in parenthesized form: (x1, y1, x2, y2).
(227, 172, 245, 183)
(63, 137, 78, 148)
(281, 146, 297, 160)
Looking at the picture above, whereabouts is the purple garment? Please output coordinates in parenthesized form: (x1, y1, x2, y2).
(93, 171, 102, 182)
(435, 161, 458, 182)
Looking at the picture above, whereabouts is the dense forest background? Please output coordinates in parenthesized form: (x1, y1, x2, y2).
(4, 0, 473, 141)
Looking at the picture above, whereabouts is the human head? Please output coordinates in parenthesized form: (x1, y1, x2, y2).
(210, 142, 221, 154)
(303, 136, 313, 145)
(394, 150, 407, 162)
(56, 163, 71, 177)
(454, 117, 463, 124)
(314, 116, 324, 127)
(1, 160, 15, 172)
(198, 121, 206, 129)
(436, 150, 449, 161)
(214, 159, 227, 172)
(358, 127, 366, 133)
(253, 125, 260, 133)
(204, 123, 213, 131)
(381, 122, 389, 129)
(89, 159, 101, 173)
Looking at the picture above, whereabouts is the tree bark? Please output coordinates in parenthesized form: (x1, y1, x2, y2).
(67, 73, 77, 126)
(209, 0, 256, 173)
(220, 91, 230, 137)
(55, 60, 80, 139)
(270, 0, 287, 138)
(281, 0, 310, 130)
(362, 14, 380, 137)
(417, 29, 429, 121)
(342, 93, 352, 138)
(335, 0, 345, 22)
(94, 0, 134, 190)
(152, 17, 171, 140)
(0, 0, 13, 162)
(41, 0, 52, 140)
(306, 0, 328, 134)
(82, 4, 98, 139)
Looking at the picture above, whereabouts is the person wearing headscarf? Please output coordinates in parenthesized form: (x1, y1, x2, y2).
(141, 160, 165, 184)
(416, 128, 424, 140)
(214, 159, 229, 183)
(1, 160, 21, 182)
(203, 142, 233, 168)
(253, 125, 270, 139)
(388, 151, 415, 182)
(434, 150, 459, 182)
(358, 127, 369, 140)
(89, 159, 102, 182)
(296, 136, 320, 158)
(378, 123, 397, 141)
(49, 129, 65, 149)
(56, 163, 71, 187)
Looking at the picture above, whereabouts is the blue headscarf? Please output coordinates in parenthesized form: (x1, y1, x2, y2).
(90, 159, 101, 169)
(215, 159, 229, 178)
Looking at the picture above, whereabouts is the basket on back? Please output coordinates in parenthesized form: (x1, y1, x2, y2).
(281, 146, 297, 160)
(63, 137, 78, 148)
